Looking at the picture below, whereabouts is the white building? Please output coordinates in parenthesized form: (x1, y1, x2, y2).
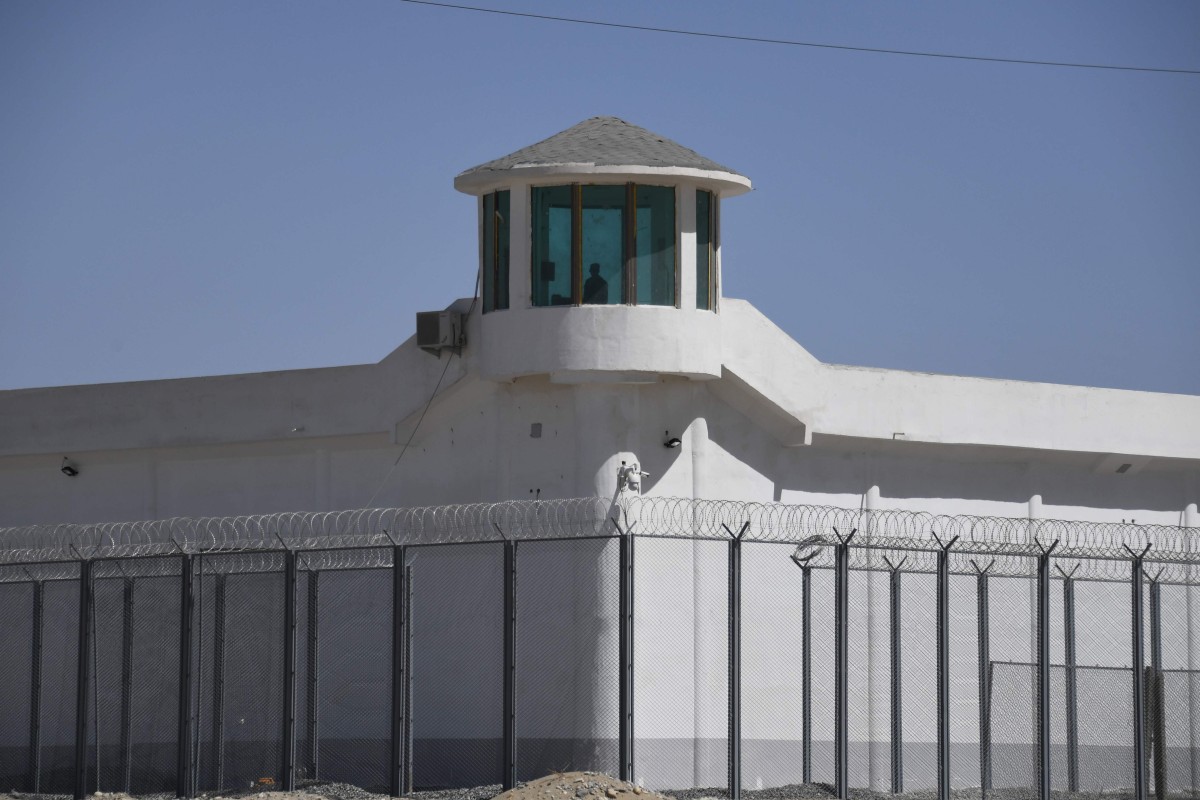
(1, 116, 1199, 793)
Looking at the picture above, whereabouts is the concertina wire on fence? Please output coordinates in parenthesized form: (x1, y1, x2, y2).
(1, 495, 1198, 582)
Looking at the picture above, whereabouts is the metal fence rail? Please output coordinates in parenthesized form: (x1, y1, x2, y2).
(0, 496, 1198, 800)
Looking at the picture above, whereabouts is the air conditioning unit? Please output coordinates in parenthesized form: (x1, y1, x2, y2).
(416, 310, 465, 356)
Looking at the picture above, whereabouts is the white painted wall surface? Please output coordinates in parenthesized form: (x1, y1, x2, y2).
(476, 304, 723, 382)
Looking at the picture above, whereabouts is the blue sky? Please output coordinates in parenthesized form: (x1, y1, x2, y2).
(2, 1, 1197, 394)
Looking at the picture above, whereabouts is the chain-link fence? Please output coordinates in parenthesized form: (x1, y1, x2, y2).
(1, 497, 1199, 800)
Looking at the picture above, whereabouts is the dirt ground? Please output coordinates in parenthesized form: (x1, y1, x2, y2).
(3, 775, 667, 800)
(0, 775, 1156, 800)
(0, 792, 332, 800)
(0, 774, 667, 800)
(490, 772, 670, 800)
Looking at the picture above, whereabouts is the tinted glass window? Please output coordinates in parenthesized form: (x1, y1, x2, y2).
(696, 190, 712, 310)
(635, 185, 675, 306)
(530, 184, 687, 309)
(482, 191, 511, 312)
(494, 191, 509, 310)
(581, 185, 625, 305)
(531, 186, 574, 306)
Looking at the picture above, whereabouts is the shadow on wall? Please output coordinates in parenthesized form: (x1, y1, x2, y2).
(629, 432, 687, 498)
(695, 390, 1191, 515)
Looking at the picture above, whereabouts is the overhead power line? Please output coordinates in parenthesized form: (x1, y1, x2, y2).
(396, 0, 1200, 76)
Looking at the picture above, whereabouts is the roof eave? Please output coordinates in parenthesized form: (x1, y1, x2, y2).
(454, 164, 753, 197)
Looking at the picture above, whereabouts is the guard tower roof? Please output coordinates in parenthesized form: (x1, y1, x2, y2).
(454, 116, 751, 195)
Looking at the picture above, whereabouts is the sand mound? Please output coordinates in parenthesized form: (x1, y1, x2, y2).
(492, 772, 667, 800)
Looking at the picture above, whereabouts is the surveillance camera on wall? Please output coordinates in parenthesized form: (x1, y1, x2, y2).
(617, 460, 649, 493)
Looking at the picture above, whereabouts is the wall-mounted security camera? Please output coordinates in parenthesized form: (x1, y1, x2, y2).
(61, 457, 79, 477)
(617, 460, 649, 493)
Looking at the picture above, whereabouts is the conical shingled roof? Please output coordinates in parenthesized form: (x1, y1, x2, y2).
(457, 116, 742, 179)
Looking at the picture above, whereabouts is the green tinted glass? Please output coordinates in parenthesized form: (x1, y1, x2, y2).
(494, 190, 509, 310)
(696, 190, 712, 310)
(482, 193, 495, 312)
(483, 191, 511, 312)
(531, 186, 574, 307)
(635, 185, 675, 306)
(581, 185, 625, 304)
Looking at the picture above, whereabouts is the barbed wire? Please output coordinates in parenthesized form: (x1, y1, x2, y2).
(0, 496, 1195, 580)
(618, 497, 1196, 565)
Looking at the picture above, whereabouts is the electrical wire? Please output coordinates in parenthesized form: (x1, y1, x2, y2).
(363, 257, 481, 509)
(363, 352, 458, 509)
(395, 0, 1200, 76)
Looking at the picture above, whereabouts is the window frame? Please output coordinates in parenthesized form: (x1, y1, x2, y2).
(696, 189, 718, 311)
(712, 191, 720, 311)
(481, 190, 510, 313)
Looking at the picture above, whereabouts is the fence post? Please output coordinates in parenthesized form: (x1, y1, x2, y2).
(973, 561, 993, 798)
(404, 564, 415, 795)
(282, 549, 298, 791)
(306, 570, 320, 781)
(1149, 577, 1165, 800)
(725, 522, 749, 800)
(833, 528, 855, 800)
(176, 553, 195, 800)
(934, 534, 959, 800)
(883, 557, 905, 795)
(390, 545, 408, 798)
(211, 574, 227, 791)
(73, 558, 95, 800)
(802, 564, 812, 785)
(120, 577, 135, 793)
(503, 536, 518, 791)
(617, 523, 635, 783)
(1060, 567, 1079, 794)
(790, 544, 815, 786)
(28, 579, 44, 794)
(1129, 544, 1151, 800)
(1034, 538, 1058, 800)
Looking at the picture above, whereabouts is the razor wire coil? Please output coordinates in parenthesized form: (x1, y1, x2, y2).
(0, 496, 1196, 583)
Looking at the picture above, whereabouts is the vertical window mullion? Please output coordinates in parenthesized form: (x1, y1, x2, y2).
(492, 193, 500, 310)
(712, 194, 720, 311)
(572, 184, 582, 305)
(482, 193, 494, 313)
(674, 186, 681, 309)
(626, 183, 636, 305)
(480, 193, 487, 312)
(705, 194, 713, 309)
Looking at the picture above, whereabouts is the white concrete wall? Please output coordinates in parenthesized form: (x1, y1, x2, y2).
(5, 375, 1194, 525)
(719, 298, 1200, 461)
